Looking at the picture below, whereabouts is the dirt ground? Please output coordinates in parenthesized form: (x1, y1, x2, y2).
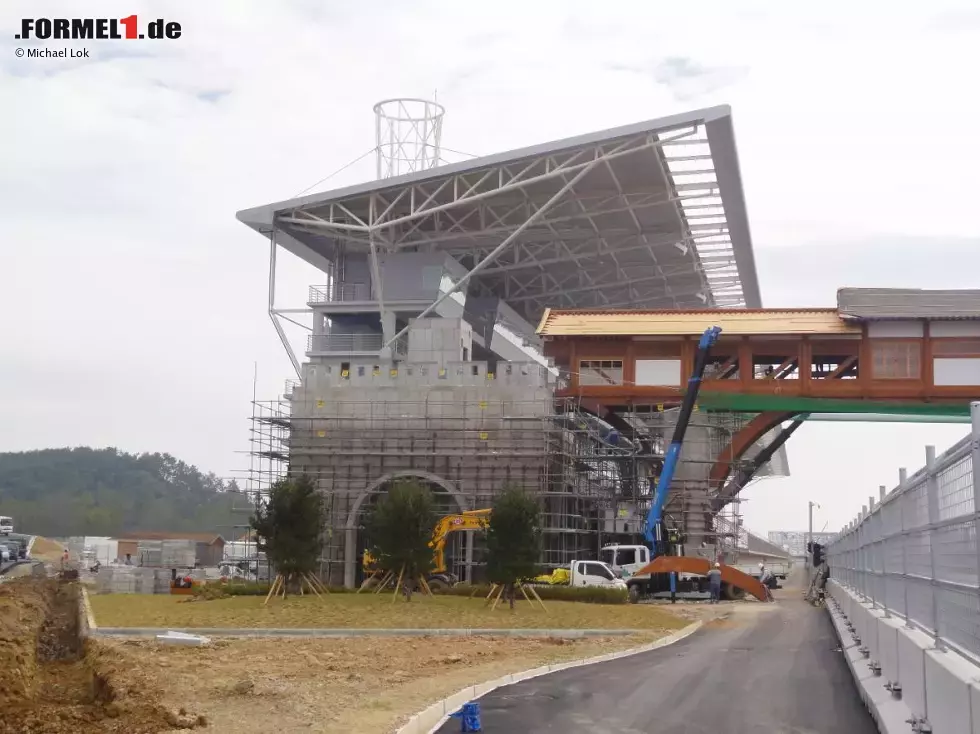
(82, 595, 738, 733)
(97, 632, 670, 733)
(0, 578, 197, 734)
(29, 537, 66, 563)
(89, 592, 690, 631)
(0, 583, 751, 733)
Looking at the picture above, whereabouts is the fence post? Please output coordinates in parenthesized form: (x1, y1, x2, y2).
(899, 468, 911, 625)
(925, 445, 944, 650)
(879, 485, 889, 617)
(868, 495, 877, 608)
(858, 507, 865, 600)
(971, 402, 980, 616)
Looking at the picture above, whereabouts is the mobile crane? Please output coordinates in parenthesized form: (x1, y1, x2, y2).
(601, 324, 772, 602)
(644, 325, 722, 556)
(598, 325, 767, 602)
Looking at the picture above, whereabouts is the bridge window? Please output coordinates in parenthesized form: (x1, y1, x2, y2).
(635, 359, 681, 386)
(579, 360, 624, 385)
(932, 339, 980, 386)
(871, 341, 920, 379)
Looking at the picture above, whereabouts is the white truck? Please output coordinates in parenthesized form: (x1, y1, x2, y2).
(599, 543, 750, 602)
(534, 559, 627, 590)
(732, 560, 788, 581)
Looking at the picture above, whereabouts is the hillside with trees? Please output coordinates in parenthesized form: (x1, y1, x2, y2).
(0, 447, 247, 538)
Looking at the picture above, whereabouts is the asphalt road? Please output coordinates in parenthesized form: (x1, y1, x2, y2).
(436, 594, 875, 733)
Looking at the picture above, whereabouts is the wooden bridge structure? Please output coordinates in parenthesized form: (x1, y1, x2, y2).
(536, 288, 980, 501)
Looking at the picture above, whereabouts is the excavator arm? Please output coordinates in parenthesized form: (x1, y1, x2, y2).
(364, 508, 491, 575)
(430, 509, 491, 573)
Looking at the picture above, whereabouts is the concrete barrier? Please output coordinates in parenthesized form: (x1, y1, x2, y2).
(827, 579, 980, 734)
(393, 621, 704, 734)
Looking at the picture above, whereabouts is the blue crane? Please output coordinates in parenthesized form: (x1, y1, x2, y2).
(643, 325, 722, 556)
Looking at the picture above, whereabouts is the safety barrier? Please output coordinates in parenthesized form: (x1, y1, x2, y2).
(825, 401, 980, 733)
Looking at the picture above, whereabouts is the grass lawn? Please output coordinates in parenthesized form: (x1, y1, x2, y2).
(89, 592, 688, 631)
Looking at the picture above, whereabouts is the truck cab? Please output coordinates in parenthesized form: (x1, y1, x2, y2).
(599, 544, 651, 580)
(568, 560, 627, 589)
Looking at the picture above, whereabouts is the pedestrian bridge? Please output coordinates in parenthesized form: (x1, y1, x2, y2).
(538, 287, 980, 495)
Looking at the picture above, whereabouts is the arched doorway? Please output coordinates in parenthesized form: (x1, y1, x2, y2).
(342, 471, 469, 588)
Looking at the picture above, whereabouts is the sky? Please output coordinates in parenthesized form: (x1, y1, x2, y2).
(2, 1, 979, 536)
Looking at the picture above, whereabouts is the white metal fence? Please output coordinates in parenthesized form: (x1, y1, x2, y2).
(826, 402, 980, 665)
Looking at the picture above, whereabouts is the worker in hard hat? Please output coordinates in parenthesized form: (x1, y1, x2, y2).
(758, 563, 774, 600)
(707, 562, 722, 604)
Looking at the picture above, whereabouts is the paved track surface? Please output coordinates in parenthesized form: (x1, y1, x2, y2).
(436, 590, 875, 733)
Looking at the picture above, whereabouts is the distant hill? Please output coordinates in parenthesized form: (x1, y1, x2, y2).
(0, 448, 248, 538)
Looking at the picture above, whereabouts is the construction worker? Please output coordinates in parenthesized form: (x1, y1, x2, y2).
(707, 562, 722, 603)
(759, 563, 775, 601)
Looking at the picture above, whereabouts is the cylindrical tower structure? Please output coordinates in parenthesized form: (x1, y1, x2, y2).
(374, 98, 445, 179)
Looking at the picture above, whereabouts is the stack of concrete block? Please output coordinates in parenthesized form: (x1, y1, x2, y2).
(137, 541, 163, 567)
(97, 567, 175, 594)
(97, 567, 132, 594)
(153, 568, 173, 593)
(97, 567, 149, 593)
(136, 539, 196, 568)
(161, 539, 197, 567)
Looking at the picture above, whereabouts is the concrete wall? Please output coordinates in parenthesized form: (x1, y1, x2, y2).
(827, 579, 980, 734)
(406, 317, 473, 364)
(290, 319, 562, 587)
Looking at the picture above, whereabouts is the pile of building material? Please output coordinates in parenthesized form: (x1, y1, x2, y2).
(137, 539, 196, 568)
(97, 567, 172, 594)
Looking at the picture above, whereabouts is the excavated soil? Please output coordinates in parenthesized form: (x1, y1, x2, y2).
(0, 578, 196, 733)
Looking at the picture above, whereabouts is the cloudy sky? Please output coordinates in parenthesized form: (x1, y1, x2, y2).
(3, 1, 978, 535)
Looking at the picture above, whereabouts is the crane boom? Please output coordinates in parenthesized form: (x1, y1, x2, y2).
(643, 325, 722, 552)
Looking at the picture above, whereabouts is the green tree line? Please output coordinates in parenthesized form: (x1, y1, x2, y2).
(0, 447, 246, 538)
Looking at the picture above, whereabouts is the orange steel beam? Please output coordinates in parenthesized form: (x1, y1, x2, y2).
(826, 355, 858, 379)
(767, 355, 797, 380)
(715, 355, 739, 380)
(709, 411, 797, 489)
(633, 555, 772, 602)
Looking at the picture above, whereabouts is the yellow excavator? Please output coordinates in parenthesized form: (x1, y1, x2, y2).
(361, 508, 491, 590)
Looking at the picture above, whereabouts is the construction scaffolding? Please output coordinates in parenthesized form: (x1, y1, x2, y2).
(247, 365, 757, 587)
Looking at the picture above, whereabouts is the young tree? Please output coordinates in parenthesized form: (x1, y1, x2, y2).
(363, 479, 436, 600)
(485, 486, 541, 609)
(251, 475, 323, 598)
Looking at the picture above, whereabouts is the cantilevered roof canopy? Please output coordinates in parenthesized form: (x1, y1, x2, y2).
(238, 105, 762, 328)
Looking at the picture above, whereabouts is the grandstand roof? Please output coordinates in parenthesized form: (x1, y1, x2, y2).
(238, 105, 762, 327)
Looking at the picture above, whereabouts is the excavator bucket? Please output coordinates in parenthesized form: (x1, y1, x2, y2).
(633, 556, 772, 602)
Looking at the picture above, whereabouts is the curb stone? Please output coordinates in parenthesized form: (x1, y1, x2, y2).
(394, 620, 705, 734)
(80, 586, 98, 635)
(90, 627, 645, 638)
